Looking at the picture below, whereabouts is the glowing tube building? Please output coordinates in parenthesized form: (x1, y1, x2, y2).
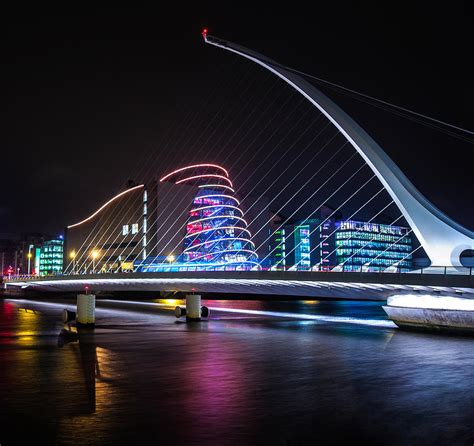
(64, 165, 259, 274)
(157, 164, 259, 270)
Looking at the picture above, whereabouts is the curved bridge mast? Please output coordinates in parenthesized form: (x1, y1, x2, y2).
(202, 32, 473, 267)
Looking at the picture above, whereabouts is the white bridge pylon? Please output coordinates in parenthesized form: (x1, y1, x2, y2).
(203, 33, 473, 268)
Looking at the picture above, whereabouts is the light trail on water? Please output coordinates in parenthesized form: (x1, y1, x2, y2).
(5, 299, 397, 329)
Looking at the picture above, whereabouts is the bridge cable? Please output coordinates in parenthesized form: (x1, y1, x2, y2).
(131, 92, 318, 269)
(126, 72, 303, 269)
(319, 200, 396, 267)
(95, 65, 270, 273)
(263, 58, 474, 141)
(73, 60, 260, 273)
(258, 162, 369, 267)
(276, 173, 378, 270)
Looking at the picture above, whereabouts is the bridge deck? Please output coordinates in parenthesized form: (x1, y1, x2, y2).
(4, 271, 473, 300)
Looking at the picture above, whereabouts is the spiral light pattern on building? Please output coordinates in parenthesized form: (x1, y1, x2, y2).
(160, 164, 259, 270)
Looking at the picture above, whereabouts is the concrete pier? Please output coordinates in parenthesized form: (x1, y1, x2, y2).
(185, 294, 201, 321)
(76, 293, 96, 326)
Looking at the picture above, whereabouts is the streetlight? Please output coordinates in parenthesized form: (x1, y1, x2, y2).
(91, 250, 99, 274)
(166, 254, 175, 263)
(69, 251, 76, 274)
(27, 252, 32, 275)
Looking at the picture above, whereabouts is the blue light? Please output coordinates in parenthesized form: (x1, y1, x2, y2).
(182, 185, 258, 269)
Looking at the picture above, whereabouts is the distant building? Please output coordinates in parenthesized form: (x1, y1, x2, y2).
(267, 205, 337, 271)
(65, 181, 147, 274)
(268, 214, 412, 272)
(37, 237, 64, 276)
(333, 220, 412, 272)
(0, 234, 64, 277)
(65, 165, 258, 273)
(0, 239, 18, 277)
(63, 164, 416, 274)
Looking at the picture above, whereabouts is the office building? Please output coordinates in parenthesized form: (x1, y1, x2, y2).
(268, 215, 412, 272)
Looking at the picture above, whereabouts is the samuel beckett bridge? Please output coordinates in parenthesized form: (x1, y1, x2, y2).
(5, 32, 474, 314)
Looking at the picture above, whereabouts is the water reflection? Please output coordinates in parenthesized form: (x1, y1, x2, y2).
(54, 327, 123, 444)
(0, 298, 473, 445)
(57, 327, 98, 413)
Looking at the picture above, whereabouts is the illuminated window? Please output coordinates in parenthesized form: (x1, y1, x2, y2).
(122, 225, 129, 236)
(132, 223, 139, 234)
(295, 225, 311, 269)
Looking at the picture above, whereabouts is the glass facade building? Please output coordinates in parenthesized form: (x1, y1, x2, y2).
(294, 225, 311, 269)
(269, 218, 330, 271)
(37, 238, 64, 276)
(334, 220, 412, 272)
(268, 217, 412, 272)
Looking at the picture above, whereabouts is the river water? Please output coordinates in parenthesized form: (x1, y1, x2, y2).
(0, 297, 473, 445)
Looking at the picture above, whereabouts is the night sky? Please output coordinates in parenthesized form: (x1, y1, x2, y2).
(1, 4, 473, 238)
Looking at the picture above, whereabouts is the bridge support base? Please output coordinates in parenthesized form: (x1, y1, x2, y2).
(186, 294, 201, 321)
(174, 294, 209, 321)
(76, 293, 96, 327)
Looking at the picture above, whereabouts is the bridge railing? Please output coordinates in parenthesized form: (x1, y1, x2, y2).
(263, 265, 473, 276)
(2, 266, 473, 281)
(2, 273, 57, 282)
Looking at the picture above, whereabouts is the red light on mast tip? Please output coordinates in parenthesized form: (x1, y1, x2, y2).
(202, 28, 208, 37)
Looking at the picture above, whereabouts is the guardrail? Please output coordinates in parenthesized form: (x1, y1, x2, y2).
(2, 266, 473, 281)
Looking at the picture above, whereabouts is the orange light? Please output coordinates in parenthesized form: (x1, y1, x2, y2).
(175, 174, 233, 187)
(160, 164, 229, 182)
(68, 184, 144, 228)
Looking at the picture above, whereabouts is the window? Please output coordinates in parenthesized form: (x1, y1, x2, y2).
(122, 224, 129, 236)
(132, 223, 139, 234)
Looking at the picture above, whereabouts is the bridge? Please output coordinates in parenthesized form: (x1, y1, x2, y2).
(5, 269, 473, 301)
(4, 32, 473, 316)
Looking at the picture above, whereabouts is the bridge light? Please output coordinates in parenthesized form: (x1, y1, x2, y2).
(91, 250, 100, 259)
(167, 254, 175, 263)
(69, 251, 76, 259)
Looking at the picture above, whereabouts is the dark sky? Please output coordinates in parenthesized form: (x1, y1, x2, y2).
(1, 3, 473, 238)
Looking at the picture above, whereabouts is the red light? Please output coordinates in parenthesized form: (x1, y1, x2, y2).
(202, 28, 208, 37)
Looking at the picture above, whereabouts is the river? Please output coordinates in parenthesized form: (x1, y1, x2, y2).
(0, 297, 472, 445)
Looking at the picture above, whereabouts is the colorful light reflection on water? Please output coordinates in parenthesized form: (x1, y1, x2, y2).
(0, 298, 473, 445)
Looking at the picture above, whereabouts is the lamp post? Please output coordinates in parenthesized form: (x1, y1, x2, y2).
(69, 251, 76, 274)
(27, 252, 32, 275)
(91, 250, 99, 274)
(166, 254, 175, 271)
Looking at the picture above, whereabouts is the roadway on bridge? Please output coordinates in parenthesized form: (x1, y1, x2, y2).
(5, 270, 474, 300)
